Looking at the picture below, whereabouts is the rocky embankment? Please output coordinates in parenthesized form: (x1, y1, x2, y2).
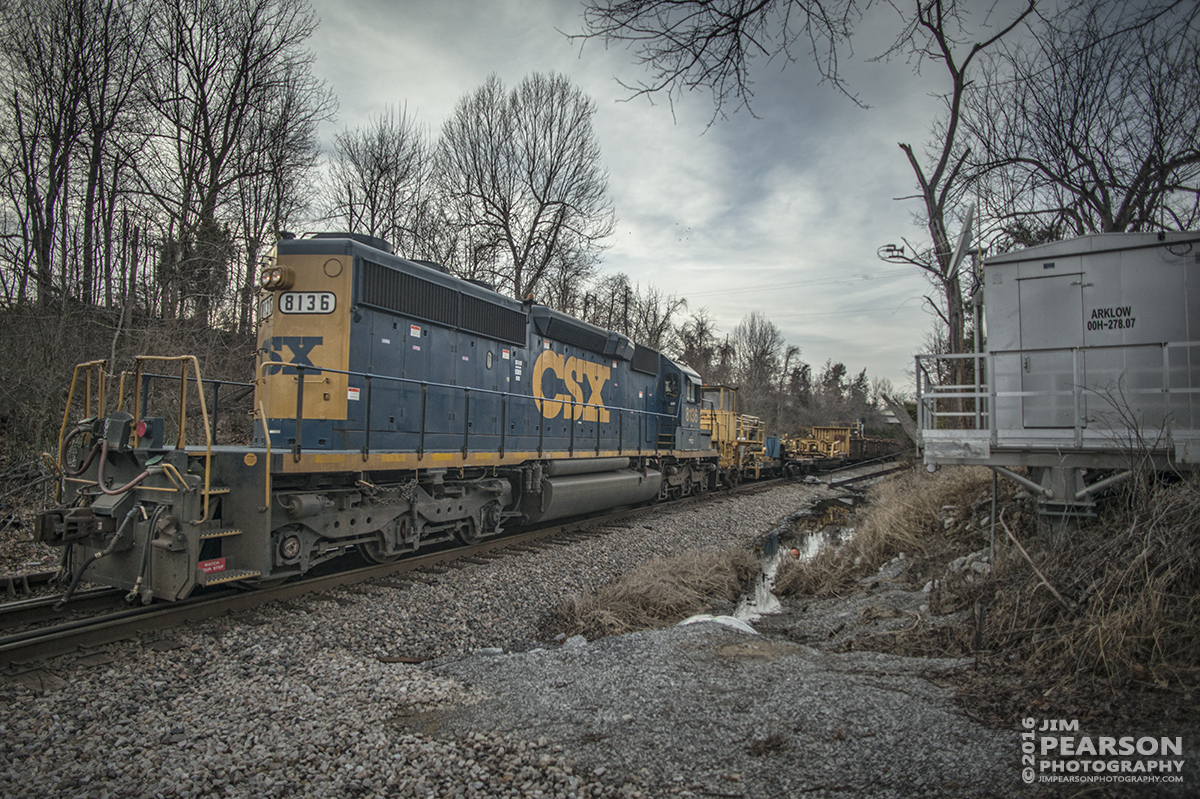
(5, 479, 1185, 798)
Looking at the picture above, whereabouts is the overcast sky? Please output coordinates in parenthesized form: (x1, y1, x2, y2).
(305, 0, 964, 392)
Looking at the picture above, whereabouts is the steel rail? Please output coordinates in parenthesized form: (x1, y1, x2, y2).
(0, 587, 126, 630)
(0, 479, 785, 667)
(827, 464, 910, 489)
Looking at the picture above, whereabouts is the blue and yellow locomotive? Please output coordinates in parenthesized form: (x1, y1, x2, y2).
(36, 234, 716, 601)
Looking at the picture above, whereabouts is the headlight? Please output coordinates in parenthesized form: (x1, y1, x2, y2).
(259, 266, 295, 290)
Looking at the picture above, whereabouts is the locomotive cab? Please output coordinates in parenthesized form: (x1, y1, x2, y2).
(661, 364, 705, 451)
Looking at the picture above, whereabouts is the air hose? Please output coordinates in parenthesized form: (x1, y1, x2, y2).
(96, 440, 150, 495)
(55, 505, 141, 609)
(61, 423, 100, 477)
(126, 504, 164, 605)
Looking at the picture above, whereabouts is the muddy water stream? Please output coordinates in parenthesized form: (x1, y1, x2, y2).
(734, 495, 859, 623)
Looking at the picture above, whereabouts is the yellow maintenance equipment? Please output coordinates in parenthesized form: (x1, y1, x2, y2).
(700, 385, 767, 481)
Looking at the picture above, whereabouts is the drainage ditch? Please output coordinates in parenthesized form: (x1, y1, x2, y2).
(735, 494, 861, 623)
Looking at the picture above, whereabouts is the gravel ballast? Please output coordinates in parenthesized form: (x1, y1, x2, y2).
(432, 625, 1015, 798)
(0, 480, 1143, 797)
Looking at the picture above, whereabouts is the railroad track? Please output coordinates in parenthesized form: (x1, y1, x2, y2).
(0, 479, 786, 667)
(0, 586, 129, 632)
(1, 570, 58, 599)
(827, 463, 909, 489)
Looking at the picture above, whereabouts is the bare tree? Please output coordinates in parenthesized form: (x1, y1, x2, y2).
(76, 0, 153, 307)
(579, 271, 634, 333)
(143, 0, 327, 323)
(437, 73, 614, 301)
(577, 0, 1034, 374)
(673, 309, 726, 378)
(577, 0, 863, 115)
(630, 282, 687, 349)
(0, 0, 90, 306)
(875, 0, 1035, 390)
(573, 271, 684, 349)
(965, 2, 1200, 240)
(540, 247, 601, 315)
(324, 106, 431, 256)
(234, 58, 332, 332)
(730, 310, 786, 423)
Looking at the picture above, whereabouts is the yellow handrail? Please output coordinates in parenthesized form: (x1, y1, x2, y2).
(55, 359, 108, 473)
(257, 401, 272, 511)
(158, 462, 190, 493)
(132, 355, 214, 524)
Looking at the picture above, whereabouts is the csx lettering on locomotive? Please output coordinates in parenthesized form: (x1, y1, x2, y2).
(264, 335, 323, 374)
(532, 350, 610, 421)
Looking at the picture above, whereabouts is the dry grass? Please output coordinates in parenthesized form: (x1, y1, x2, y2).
(541, 548, 760, 641)
(983, 476, 1200, 687)
(774, 466, 998, 598)
(770, 463, 1200, 721)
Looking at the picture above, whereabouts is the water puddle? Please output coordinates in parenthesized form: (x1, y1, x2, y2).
(734, 496, 859, 623)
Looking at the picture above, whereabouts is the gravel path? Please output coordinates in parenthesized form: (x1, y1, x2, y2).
(0, 480, 1065, 798)
(433, 626, 1013, 798)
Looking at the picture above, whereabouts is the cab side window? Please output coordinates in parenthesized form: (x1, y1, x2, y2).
(665, 373, 680, 398)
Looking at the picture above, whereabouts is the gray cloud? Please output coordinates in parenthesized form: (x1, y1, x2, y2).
(307, 0, 954, 391)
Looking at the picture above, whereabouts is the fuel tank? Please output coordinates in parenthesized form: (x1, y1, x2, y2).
(520, 468, 662, 524)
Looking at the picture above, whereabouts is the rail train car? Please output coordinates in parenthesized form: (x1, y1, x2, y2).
(700, 387, 903, 479)
(780, 424, 904, 471)
(700, 384, 768, 482)
(35, 234, 718, 602)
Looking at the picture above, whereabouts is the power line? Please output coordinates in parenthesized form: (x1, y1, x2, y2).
(684, 270, 912, 299)
(768, 303, 924, 319)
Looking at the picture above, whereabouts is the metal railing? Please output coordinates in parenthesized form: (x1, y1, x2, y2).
(915, 351, 991, 434)
(55, 357, 255, 524)
(916, 341, 1200, 447)
(136, 369, 254, 447)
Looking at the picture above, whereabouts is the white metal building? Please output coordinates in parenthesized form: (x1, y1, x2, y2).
(917, 231, 1200, 519)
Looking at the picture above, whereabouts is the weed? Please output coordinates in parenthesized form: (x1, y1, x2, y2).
(541, 548, 760, 641)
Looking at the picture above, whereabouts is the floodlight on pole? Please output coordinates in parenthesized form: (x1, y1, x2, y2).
(946, 204, 975, 282)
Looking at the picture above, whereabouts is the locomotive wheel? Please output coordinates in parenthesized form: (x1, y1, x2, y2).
(358, 533, 402, 564)
(455, 518, 483, 546)
(456, 503, 502, 546)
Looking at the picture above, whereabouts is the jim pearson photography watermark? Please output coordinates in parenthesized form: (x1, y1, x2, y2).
(1020, 717, 1187, 786)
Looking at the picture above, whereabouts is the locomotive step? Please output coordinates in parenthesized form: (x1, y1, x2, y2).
(199, 569, 261, 586)
(198, 528, 243, 540)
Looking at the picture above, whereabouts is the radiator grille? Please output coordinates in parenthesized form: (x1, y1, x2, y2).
(361, 260, 458, 326)
(360, 259, 527, 344)
(544, 317, 609, 354)
(631, 345, 660, 375)
(461, 294, 527, 345)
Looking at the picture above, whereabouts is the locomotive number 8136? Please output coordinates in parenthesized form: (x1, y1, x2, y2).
(35, 234, 721, 602)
